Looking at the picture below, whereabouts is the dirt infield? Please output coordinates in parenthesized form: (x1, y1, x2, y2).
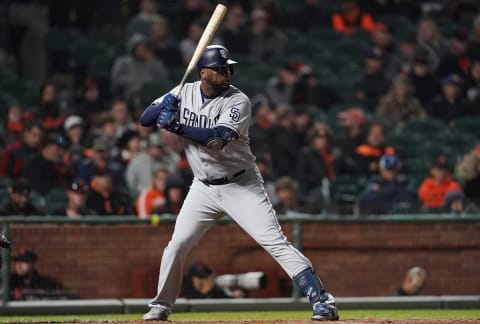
(54, 320, 480, 324)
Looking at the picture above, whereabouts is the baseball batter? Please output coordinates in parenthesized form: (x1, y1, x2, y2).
(140, 45, 339, 321)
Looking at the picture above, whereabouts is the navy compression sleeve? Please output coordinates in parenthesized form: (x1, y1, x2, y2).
(174, 125, 239, 148)
(140, 103, 162, 127)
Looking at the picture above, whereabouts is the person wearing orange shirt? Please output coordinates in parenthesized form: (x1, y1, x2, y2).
(331, 0, 382, 35)
(418, 158, 462, 211)
(136, 167, 169, 218)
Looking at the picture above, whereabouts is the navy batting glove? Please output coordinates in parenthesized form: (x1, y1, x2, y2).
(157, 94, 180, 130)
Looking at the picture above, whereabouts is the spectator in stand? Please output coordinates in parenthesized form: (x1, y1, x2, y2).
(0, 178, 44, 216)
(354, 47, 390, 110)
(52, 180, 95, 217)
(369, 24, 395, 65)
(172, 0, 211, 39)
(150, 16, 182, 66)
(87, 113, 118, 155)
(136, 167, 169, 218)
(353, 122, 395, 177)
(386, 34, 418, 80)
(293, 108, 314, 148)
(75, 76, 105, 127)
(273, 176, 323, 215)
(359, 153, 417, 214)
(455, 144, 480, 206)
(335, 108, 367, 160)
(1, 102, 25, 146)
(296, 126, 340, 198)
(418, 156, 462, 212)
(266, 61, 300, 107)
(86, 167, 133, 216)
(291, 65, 340, 110)
(416, 17, 449, 73)
(248, 94, 274, 162)
(248, 8, 287, 60)
(331, 0, 383, 35)
(270, 104, 303, 178)
(180, 18, 222, 65)
(255, 156, 277, 205)
(127, 0, 162, 38)
(427, 73, 469, 126)
(465, 58, 480, 114)
(218, 3, 249, 55)
(23, 133, 72, 196)
(155, 174, 188, 216)
(111, 33, 169, 101)
(116, 130, 142, 168)
(0, 120, 44, 179)
(126, 133, 177, 198)
(10, 248, 64, 300)
(76, 136, 126, 189)
(35, 82, 66, 132)
(63, 115, 87, 169)
(408, 51, 442, 107)
(375, 74, 426, 128)
(437, 27, 472, 79)
(110, 99, 135, 141)
(393, 266, 427, 296)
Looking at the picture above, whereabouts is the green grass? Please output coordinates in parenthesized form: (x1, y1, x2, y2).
(0, 310, 479, 322)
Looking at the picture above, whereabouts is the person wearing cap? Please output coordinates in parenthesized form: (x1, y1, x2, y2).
(86, 167, 134, 216)
(52, 180, 95, 218)
(185, 262, 245, 299)
(23, 133, 73, 196)
(64, 115, 87, 168)
(0, 178, 44, 216)
(360, 153, 417, 214)
(248, 7, 287, 61)
(336, 107, 367, 159)
(266, 61, 302, 107)
(126, 132, 178, 198)
(291, 65, 340, 109)
(111, 32, 169, 100)
(418, 156, 463, 211)
(426, 72, 469, 124)
(10, 248, 63, 300)
(375, 74, 426, 127)
(0, 120, 44, 179)
(408, 50, 442, 106)
(354, 47, 390, 110)
(76, 135, 126, 189)
(248, 94, 275, 162)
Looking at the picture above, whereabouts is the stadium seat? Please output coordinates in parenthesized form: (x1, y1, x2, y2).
(328, 175, 365, 214)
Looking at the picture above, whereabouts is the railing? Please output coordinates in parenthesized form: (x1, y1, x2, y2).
(1, 213, 479, 305)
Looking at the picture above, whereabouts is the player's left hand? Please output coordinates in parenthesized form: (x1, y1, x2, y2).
(157, 94, 179, 129)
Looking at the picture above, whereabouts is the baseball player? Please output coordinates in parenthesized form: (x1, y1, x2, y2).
(140, 45, 339, 321)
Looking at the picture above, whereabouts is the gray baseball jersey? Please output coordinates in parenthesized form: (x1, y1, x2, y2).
(147, 81, 313, 313)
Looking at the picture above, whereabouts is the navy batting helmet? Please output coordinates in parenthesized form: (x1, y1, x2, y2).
(197, 45, 237, 74)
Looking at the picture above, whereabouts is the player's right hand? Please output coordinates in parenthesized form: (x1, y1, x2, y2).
(160, 93, 179, 112)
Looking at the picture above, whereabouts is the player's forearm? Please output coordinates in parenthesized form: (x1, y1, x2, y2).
(173, 124, 215, 146)
(140, 103, 162, 127)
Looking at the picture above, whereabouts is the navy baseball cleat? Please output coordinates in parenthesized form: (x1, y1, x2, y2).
(311, 293, 339, 321)
(143, 308, 169, 321)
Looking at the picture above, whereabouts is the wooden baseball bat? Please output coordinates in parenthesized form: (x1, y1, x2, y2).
(175, 4, 227, 97)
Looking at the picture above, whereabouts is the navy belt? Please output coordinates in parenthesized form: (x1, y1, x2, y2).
(201, 170, 246, 186)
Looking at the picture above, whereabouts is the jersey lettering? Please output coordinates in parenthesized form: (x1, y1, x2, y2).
(182, 107, 220, 128)
(229, 107, 240, 122)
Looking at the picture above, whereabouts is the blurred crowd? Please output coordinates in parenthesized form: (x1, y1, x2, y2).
(1, 0, 480, 217)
